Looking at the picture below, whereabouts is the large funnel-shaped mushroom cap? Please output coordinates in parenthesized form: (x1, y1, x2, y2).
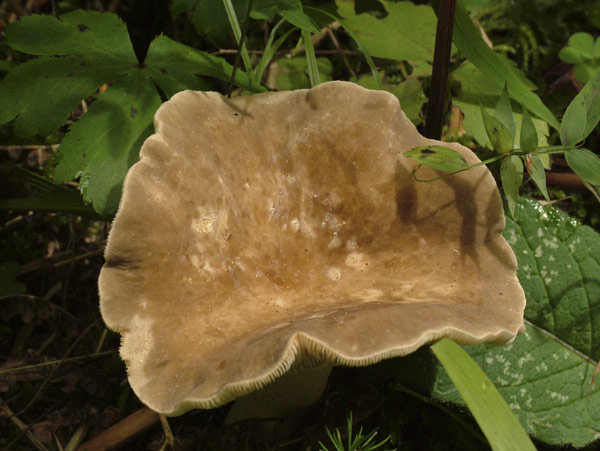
(99, 81, 525, 416)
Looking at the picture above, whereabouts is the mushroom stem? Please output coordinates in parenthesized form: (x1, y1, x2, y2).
(225, 359, 333, 424)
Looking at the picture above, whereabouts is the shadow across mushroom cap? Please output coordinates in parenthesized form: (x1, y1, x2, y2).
(99, 81, 525, 416)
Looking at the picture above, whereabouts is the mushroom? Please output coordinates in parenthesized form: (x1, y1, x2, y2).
(98, 81, 525, 418)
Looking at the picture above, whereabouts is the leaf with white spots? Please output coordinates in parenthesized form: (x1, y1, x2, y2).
(431, 197, 600, 448)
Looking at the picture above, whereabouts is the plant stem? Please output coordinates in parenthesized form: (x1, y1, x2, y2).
(425, 0, 457, 140)
(224, 0, 255, 96)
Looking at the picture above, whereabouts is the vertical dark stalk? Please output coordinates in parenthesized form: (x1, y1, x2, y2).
(424, 0, 457, 140)
(228, 0, 254, 98)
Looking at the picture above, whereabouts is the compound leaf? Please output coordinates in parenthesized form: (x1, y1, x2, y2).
(55, 71, 161, 217)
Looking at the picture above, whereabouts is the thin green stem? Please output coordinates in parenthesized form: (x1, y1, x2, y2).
(411, 145, 577, 182)
(224, 0, 256, 96)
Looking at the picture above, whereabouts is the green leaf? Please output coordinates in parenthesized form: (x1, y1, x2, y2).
(254, 19, 292, 82)
(305, 5, 382, 89)
(439, 1, 559, 130)
(480, 103, 514, 153)
(431, 339, 536, 451)
(565, 148, 600, 187)
(561, 95, 587, 146)
(280, 4, 320, 33)
(565, 70, 600, 141)
(0, 10, 262, 216)
(494, 83, 516, 137)
(452, 62, 549, 150)
(0, 262, 26, 297)
(55, 71, 161, 217)
(525, 154, 549, 202)
(145, 35, 262, 96)
(559, 32, 595, 64)
(433, 198, 600, 447)
(5, 10, 136, 59)
(270, 56, 332, 90)
(335, 0, 437, 62)
(403, 145, 468, 172)
(192, 0, 246, 44)
(357, 74, 426, 125)
(500, 155, 523, 216)
(519, 108, 538, 152)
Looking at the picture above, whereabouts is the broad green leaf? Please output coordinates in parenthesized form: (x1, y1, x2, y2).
(403, 146, 468, 172)
(500, 155, 523, 216)
(335, 0, 437, 62)
(525, 154, 549, 201)
(431, 339, 536, 451)
(561, 95, 587, 146)
(453, 62, 549, 151)
(565, 148, 600, 187)
(0, 262, 25, 297)
(481, 103, 514, 153)
(357, 74, 426, 125)
(55, 71, 161, 217)
(437, 1, 559, 129)
(494, 84, 516, 137)
(519, 108, 538, 152)
(432, 198, 600, 447)
(305, 5, 382, 89)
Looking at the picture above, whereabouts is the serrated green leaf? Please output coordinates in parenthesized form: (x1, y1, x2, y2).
(481, 103, 514, 153)
(500, 155, 523, 216)
(439, 1, 559, 130)
(55, 71, 161, 217)
(0, 57, 118, 137)
(432, 198, 600, 447)
(0, 261, 25, 297)
(431, 339, 536, 451)
(526, 154, 549, 201)
(495, 83, 516, 137)
(6, 10, 136, 60)
(335, 0, 437, 62)
(519, 108, 538, 152)
(561, 95, 587, 146)
(403, 145, 468, 172)
(565, 148, 600, 187)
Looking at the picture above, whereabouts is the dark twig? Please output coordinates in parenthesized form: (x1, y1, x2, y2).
(425, 0, 457, 140)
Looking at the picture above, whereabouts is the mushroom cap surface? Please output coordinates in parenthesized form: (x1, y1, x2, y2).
(99, 81, 525, 416)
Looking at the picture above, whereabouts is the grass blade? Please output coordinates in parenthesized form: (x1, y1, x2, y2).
(431, 338, 536, 451)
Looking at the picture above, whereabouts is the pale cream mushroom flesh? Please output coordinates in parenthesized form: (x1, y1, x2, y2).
(99, 81, 525, 418)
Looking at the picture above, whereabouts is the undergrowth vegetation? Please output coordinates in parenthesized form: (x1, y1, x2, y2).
(1, 0, 600, 449)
